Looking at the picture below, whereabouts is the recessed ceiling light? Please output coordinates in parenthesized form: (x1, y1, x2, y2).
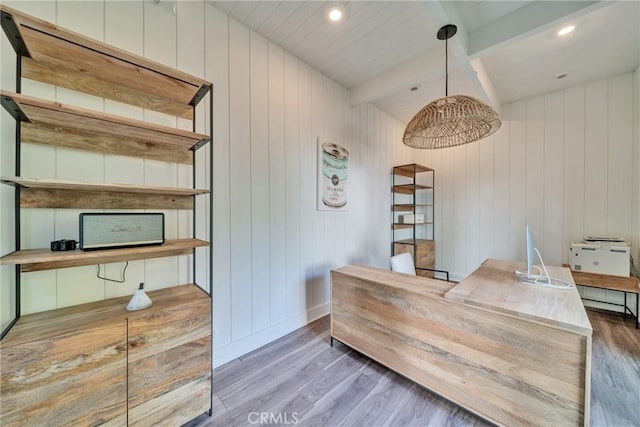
(327, 6, 344, 23)
(558, 25, 575, 36)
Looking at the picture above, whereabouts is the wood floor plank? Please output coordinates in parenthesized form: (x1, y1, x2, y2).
(339, 369, 415, 427)
(211, 346, 345, 426)
(194, 310, 639, 427)
(297, 372, 378, 427)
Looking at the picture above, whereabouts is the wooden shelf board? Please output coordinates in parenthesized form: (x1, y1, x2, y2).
(2, 177, 209, 196)
(1, 283, 208, 348)
(392, 184, 433, 194)
(392, 204, 433, 211)
(393, 239, 434, 245)
(393, 222, 433, 229)
(1, 5, 211, 117)
(0, 238, 209, 272)
(2, 177, 208, 209)
(1, 91, 210, 163)
(562, 265, 639, 293)
(393, 163, 433, 178)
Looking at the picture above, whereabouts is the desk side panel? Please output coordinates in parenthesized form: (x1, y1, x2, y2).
(331, 269, 590, 427)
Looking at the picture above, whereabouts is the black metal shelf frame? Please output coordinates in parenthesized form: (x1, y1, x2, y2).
(391, 163, 449, 281)
(0, 50, 214, 349)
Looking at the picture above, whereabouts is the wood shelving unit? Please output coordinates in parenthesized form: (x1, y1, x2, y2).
(0, 91, 209, 164)
(1, 4, 213, 424)
(391, 164, 447, 280)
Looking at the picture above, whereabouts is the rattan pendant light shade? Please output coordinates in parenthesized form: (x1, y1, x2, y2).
(403, 25, 501, 149)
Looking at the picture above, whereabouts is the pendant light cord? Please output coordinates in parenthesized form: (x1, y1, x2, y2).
(445, 35, 448, 96)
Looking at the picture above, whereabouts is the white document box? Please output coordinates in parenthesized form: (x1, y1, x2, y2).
(570, 243, 630, 277)
(400, 214, 424, 224)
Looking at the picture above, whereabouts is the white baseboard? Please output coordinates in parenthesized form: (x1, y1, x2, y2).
(212, 302, 330, 368)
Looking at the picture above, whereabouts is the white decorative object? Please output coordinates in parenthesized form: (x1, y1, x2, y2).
(126, 283, 153, 311)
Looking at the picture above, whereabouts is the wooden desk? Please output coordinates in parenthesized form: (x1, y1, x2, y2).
(565, 266, 639, 329)
(331, 260, 592, 427)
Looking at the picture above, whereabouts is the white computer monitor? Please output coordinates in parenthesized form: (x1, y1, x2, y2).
(516, 225, 574, 289)
(526, 224, 534, 278)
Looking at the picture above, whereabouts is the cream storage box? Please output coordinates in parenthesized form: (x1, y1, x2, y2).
(400, 214, 424, 224)
(570, 243, 630, 277)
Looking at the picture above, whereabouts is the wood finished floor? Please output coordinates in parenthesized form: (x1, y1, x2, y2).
(192, 309, 639, 427)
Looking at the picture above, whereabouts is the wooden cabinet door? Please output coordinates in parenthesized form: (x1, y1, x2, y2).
(127, 295, 211, 426)
(0, 321, 127, 426)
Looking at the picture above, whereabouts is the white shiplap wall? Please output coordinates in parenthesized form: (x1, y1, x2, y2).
(0, 1, 410, 366)
(415, 71, 640, 313)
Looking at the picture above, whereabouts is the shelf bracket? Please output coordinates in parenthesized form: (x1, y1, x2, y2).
(1, 10, 30, 57)
(1, 94, 29, 122)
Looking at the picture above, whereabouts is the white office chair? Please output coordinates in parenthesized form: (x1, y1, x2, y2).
(390, 252, 416, 275)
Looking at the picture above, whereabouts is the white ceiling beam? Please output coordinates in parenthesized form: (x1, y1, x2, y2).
(349, 0, 504, 115)
(468, 1, 603, 57)
(349, 0, 471, 107)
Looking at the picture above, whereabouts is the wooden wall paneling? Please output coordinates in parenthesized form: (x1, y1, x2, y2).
(250, 31, 271, 332)
(606, 74, 633, 238)
(297, 61, 313, 315)
(207, 5, 231, 349)
(0, 320, 128, 426)
(56, 0, 103, 47)
(268, 41, 287, 323)
(177, 1, 207, 292)
(284, 52, 302, 318)
(20, 270, 56, 315)
(508, 100, 527, 261)
(379, 107, 391, 266)
(347, 103, 360, 265)
(525, 96, 545, 253)
(543, 92, 565, 266)
(635, 70, 640, 265)
(177, 1, 205, 81)
(103, 0, 145, 188)
(311, 69, 325, 309)
(491, 105, 509, 262)
(453, 145, 467, 274)
(423, 148, 439, 270)
(330, 81, 344, 270)
(605, 75, 634, 304)
(466, 141, 480, 272)
(228, 19, 252, 340)
(20, 209, 53, 249)
(584, 80, 608, 236)
(56, 265, 105, 309)
(357, 105, 369, 265)
(142, 1, 179, 128)
(563, 86, 586, 264)
(375, 106, 388, 267)
(440, 147, 454, 274)
(478, 134, 495, 264)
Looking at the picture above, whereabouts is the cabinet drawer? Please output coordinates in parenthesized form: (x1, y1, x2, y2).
(0, 321, 127, 427)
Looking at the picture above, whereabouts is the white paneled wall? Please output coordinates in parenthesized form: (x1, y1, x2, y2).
(0, 1, 406, 365)
(203, 5, 408, 365)
(414, 72, 639, 314)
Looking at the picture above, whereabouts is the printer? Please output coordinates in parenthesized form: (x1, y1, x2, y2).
(570, 237, 630, 277)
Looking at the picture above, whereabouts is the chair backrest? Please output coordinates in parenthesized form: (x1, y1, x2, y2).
(390, 252, 416, 275)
